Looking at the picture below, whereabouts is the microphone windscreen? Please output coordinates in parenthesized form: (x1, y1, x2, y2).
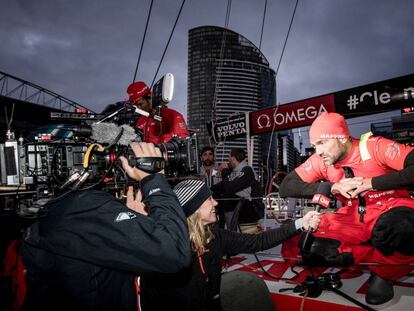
(91, 122, 120, 144)
(90, 122, 138, 145)
(118, 124, 138, 146)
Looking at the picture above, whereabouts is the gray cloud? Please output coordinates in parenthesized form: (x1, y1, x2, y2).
(1, 0, 413, 149)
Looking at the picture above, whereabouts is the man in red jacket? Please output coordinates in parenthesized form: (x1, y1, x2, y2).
(127, 81, 189, 144)
(279, 112, 414, 306)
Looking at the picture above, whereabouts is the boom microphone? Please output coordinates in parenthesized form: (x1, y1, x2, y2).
(301, 182, 331, 251)
(90, 123, 138, 146)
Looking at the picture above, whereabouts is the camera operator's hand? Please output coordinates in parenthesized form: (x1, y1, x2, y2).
(126, 186, 148, 216)
(120, 142, 164, 181)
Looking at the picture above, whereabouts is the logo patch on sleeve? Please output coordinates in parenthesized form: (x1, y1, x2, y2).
(148, 188, 160, 196)
(385, 142, 401, 160)
(303, 160, 313, 172)
(115, 211, 137, 222)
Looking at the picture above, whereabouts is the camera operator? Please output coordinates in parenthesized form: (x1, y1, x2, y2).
(20, 142, 191, 311)
(127, 81, 189, 143)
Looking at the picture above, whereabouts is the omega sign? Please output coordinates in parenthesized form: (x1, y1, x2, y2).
(250, 94, 335, 135)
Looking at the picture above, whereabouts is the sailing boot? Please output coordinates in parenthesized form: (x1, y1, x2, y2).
(365, 272, 394, 306)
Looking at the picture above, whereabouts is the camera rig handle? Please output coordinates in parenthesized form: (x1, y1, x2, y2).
(129, 157, 166, 174)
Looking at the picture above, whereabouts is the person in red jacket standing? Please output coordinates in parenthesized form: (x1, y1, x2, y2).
(127, 81, 189, 144)
(279, 112, 414, 307)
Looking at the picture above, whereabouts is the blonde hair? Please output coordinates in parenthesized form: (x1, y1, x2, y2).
(187, 211, 215, 255)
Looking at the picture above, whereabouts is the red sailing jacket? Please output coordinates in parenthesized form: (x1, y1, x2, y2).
(283, 134, 414, 280)
(296, 135, 414, 234)
(135, 106, 189, 144)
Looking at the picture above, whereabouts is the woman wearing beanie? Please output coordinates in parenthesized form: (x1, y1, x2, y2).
(137, 179, 321, 311)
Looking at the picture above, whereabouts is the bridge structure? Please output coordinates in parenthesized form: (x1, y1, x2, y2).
(0, 71, 96, 139)
(0, 70, 92, 112)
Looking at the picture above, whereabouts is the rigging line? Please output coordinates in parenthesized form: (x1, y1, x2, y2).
(213, 0, 232, 160)
(132, 0, 154, 83)
(259, 73, 278, 195)
(275, 0, 299, 77)
(263, 1, 300, 192)
(264, 104, 279, 197)
(261, 72, 278, 192)
(150, 0, 186, 88)
(224, 0, 232, 28)
(213, 0, 232, 114)
(259, 0, 268, 50)
(214, 0, 232, 105)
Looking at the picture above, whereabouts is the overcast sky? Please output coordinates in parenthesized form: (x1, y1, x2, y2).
(1, 0, 413, 149)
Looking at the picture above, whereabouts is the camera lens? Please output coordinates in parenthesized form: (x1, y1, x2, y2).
(156, 140, 183, 163)
(126, 137, 198, 177)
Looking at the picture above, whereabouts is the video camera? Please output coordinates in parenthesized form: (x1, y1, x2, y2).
(0, 74, 199, 216)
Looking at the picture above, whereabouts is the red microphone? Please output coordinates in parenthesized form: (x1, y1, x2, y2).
(301, 182, 331, 251)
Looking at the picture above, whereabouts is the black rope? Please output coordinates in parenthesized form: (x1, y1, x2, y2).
(150, 0, 186, 88)
(132, 0, 154, 82)
(261, 0, 298, 181)
(327, 285, 376, 311)
(275, 0, 299, 77)
(224, 0, 232, 28)
(213, 0, 232, 113)
(211, 0, 232, 151)
(259, 0, 268, 50)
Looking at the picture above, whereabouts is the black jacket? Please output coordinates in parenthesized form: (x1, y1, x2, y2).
(140, 221, 299, 311)
(21, 174, 191, 311)
(211, 164, 261, 223)
(210, 165, 256, 202)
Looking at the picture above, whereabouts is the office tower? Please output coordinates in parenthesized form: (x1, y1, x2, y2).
(188, 26, 278, 176)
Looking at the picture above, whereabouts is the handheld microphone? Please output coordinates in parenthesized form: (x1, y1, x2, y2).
(301, 182, 331, 251)
(310, 183, 331, 212)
